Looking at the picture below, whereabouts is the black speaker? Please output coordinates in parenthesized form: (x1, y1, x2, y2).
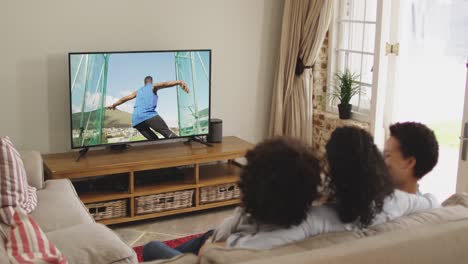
(207, 118, 223, 143)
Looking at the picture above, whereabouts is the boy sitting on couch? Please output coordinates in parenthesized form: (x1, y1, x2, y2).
(384, 122, 439, 200)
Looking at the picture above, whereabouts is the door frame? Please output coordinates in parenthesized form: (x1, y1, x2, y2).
(369, 0, 392, 148)
(456, 62, 468, 193)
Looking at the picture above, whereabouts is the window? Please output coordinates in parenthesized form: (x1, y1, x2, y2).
(328, 0, 378, 119)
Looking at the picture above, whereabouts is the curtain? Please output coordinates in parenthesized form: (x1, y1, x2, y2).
(268, 0, 333, 144)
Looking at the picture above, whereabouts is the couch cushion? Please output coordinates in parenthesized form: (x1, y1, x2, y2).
(47, 223, 137, 264)
(19, 150, 45, 190)
(31, 179, 94, 232)
(2, 207, 67, 264)
(240, 220, 468, 264)
(0, 136, 37, 214)
(442, 192, 468, 207)
(200, 231, 363, 264)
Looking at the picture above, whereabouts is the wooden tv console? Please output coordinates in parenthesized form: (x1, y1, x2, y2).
(42, 136, 253, 225)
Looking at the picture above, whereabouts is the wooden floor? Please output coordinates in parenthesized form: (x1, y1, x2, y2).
(111, 206, 236, 247)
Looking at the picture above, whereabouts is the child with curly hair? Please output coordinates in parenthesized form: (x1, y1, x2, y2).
(143, 137, 322, 260)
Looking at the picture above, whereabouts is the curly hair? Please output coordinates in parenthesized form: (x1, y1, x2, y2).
(325, 126, 394, 227)
(389, 122, 439, 179)
(239, 137, 321, 228)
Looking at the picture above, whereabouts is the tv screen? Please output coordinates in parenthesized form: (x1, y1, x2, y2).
(69, 50, 211, 149)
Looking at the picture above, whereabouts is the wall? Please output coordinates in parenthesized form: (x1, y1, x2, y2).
(0, 0, 284, 153)
(312, 36, 370, 157)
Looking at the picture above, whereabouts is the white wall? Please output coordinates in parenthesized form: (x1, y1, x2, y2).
(0, 0, 284, 153)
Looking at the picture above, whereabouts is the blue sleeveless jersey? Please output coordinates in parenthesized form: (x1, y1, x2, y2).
(132, 83, 158, 127)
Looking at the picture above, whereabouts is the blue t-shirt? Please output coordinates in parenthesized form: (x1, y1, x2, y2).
(132, 83, 158, 127)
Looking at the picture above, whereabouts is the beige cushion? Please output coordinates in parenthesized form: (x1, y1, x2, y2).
(19, 150, 45, 190)
(442, 192, 468, 207)
(142, 254, 198, 264)
(46, 223, 137, 264)
(200, 231, 364, 264)
(241, 220, 468, 264)
(31, 179, 94, 232)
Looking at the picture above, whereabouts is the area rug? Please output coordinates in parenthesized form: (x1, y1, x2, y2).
(133, 233, 203, 262)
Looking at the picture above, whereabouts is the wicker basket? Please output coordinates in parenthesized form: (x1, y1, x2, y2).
(135, 190, 194, 215)
(86, 199, 128, 221)
(200, 183, 240, 204)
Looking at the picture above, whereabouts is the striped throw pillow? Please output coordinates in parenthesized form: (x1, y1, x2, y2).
(0, 137, 37, 219)
(1, 207, 67, 264)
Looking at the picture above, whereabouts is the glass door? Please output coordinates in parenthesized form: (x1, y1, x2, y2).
(385, 0, 468, 201)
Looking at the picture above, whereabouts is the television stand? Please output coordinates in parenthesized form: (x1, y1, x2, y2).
(42, 136, 253, 225)
(75, 147, 89, 162)
(184, 136, 213, 147)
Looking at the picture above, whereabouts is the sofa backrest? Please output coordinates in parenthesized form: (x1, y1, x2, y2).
(201, 193, 468, 264)
(19, 150, 44, 190)
(200, 231, 365, 264)
(364, 204, 468, 235)
(241, 219, 468, 264)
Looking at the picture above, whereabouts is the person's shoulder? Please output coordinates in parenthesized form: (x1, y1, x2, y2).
(391, 189, 405, 199)
(420, 192, 440, 208)
(301, 204, 348, 234)
(389, 189, 440, 208)
(383, 190, 410, 207)
(141, 83, 152, 90)
(232, 206, 246, 217)
(389, 189, 421, 202)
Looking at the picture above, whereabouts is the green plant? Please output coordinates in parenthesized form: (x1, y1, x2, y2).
(330, 69, 361, 105)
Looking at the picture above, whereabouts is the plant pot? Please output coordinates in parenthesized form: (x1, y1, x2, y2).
(338, 103, 352, 119)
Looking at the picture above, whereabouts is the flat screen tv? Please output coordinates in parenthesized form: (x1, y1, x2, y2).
(68, 50, 211, 149)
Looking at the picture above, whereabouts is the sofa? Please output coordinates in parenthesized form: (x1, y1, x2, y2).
(0, 150, 199, 264)
(0, 151, 197, 264)
(0, 150, 139, 264)
(160, 194, 468, 264)
(199, 193, 468, 264)
(2, 151, 468, 264)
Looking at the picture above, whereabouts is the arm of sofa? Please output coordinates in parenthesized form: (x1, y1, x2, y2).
(19, 150, 44, 190)
(46, 223, 137, 264)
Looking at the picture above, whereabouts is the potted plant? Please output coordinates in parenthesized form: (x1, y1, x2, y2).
(330, 69, 361, 119)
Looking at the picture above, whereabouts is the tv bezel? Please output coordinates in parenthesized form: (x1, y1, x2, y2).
(68, 49, 212, 150)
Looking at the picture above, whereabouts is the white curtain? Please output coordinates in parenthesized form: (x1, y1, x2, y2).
(269, 0, 333, 144)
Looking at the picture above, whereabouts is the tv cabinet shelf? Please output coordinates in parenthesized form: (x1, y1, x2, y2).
(42, 136, 252, 225)
(199, 164, 241, 187)
(79, 191, 131, 204)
